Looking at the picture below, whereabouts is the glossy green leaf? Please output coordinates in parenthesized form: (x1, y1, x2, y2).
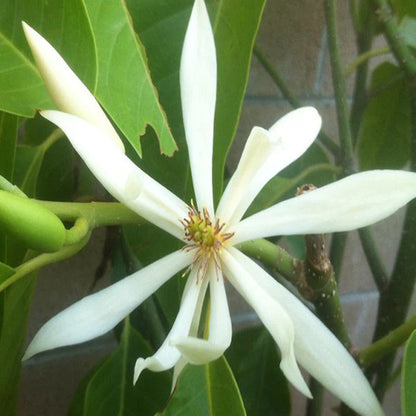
(68, 320, 170, 416)
(402, 330, 416, 416)
(226, 327, 291, 416)
(0, 276, 36, 415)
(358, 62, 411, 170)
(14, 142, 52, 198)
(158, 357, 246, 416)
(125, 0, 198, 200)
(399, 16, 416, 48)
(0, 0, 96, 117)
(22, 115, 75, 201)
(83, 0, 176, 157)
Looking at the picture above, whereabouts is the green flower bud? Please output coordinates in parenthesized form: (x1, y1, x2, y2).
(0, 190, 65, 252)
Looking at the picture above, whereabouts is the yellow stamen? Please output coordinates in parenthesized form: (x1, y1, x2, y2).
(181, 203, 233, 281)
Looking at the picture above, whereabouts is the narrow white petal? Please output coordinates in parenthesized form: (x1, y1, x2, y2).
(233, 170, 416, 244)
(229, 248, 384, 416)
(41, 110, 188, 239)
(172, 356, 188, 392)
(216, 107, 321, 226)
(180, 0, 216, 215)
(24, 250, 192, 360)
(173, 266, 232, 364)
(221, 249, 311, 398)
(172, 276, 209, 389)
(134, 271, 202, 383)
(22, 22, 124, 151)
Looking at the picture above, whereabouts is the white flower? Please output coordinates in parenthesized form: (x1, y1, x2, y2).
(22, 1, 416, 415)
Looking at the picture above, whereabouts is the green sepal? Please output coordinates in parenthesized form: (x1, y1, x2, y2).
(0, 190, 65, 252)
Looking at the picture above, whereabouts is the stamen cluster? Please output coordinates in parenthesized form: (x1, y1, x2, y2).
(182, 204, 233, 280)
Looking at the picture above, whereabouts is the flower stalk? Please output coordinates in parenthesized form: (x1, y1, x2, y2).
(360, 313, 416, 368)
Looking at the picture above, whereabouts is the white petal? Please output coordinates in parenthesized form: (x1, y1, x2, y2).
(173, 266, 232, 364)
(216, 107, 321, 226)
(172, 356, 188, 392)
(233, 170, 416, 244)
(180, 0, 216, 215)
(24, 250, 192, 360)
(22, 22, 124, 151)
(220, 248, 311, 398)
(228, 248, 384, 416)
(134, 271, 203, 383)
(172, 276, 209, 389)
(41, 110, 188, 239)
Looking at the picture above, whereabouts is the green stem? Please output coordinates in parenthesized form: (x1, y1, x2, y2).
(64, 217, 90, 246)
(372, 0, 416, 80)
(348, 2, 376, 145)
(0, 233, 90, 293)
(344, 47, 390, 78)
(253, 45, 340, 158)
(237, 239, 300, 286)
(358, 228, 388, 291)
(253, 45, 299, 107)
(306, 379, 324, 416)
(329, 232, 348, 279)
(325, 0, 355, 176)
(238, 237, 352, 348)
(304, 233, 351, 348)
(360, 313, 416, 368)
(37, 201, 144, 228)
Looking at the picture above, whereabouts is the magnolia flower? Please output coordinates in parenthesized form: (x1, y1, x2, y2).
(22, 1, 416, 415)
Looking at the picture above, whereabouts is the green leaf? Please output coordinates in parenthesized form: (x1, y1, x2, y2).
(0, 262, 16, 340)
(0, 262, 14, 284)
(0, 112, 18, 260)
(0, 275, 36, 415)
(14, 145, 44, 197)
(83, 0, 176, 157)
(358, 62, 411, 170)
(0, 112, 18, 180)
(158, 357, 246, 416)
(393, 0, 416, 18)
(402, 330, 416, 416)
(0, 0, 96, 117)
(68, 320, 170, 416)
(226, 327, 291, 416)
(399, 16, 416, 49)
(212, 0, 266, 202)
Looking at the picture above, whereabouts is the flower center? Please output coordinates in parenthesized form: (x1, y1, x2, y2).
(182, 204, 233, 279)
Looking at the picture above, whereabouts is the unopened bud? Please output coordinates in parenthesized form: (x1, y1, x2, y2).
(0, 191, 65, 252)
